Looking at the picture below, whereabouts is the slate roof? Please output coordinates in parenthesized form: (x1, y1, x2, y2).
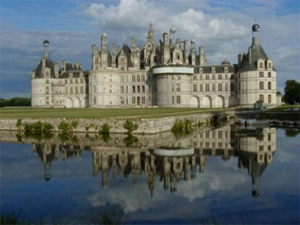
(35, 59, 56, 78)
(237, 37, 273, 72)
(117, 44, 133, 67)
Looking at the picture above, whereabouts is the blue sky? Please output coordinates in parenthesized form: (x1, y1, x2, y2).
(0, 0, 299, 98)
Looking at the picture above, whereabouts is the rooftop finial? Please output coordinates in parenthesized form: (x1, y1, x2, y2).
(252, 23, 260, 32)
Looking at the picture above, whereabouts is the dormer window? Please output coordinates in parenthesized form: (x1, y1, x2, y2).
(199, 68, 203, 73)
(259, 62, 264, 68)
(224, 67, 228, 72)
(268, 62, 272, 68)
(211, 67, 215, 73)
(121, 58, 125, 64)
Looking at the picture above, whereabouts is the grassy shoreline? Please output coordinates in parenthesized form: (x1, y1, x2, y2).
(0, 107, 234, 119)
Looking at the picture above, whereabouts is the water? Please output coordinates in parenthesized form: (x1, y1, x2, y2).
(0, 125, 299, 224)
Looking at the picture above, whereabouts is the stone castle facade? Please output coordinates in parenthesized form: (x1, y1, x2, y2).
(31, 23, 277, 108)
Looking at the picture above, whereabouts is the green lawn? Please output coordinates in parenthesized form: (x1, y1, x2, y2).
(0, 107, 233, 119)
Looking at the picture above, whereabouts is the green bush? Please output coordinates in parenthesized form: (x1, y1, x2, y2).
(100, 123, 110, 134)
(123, 134, 139, 147)
(123, 120, 138, 134)
(171, 119, 193, 137)
(71, 120, 79, 129)
(16, 119, 22, 129)
(23, 121, 54, 141)
(210, 112, 228, 126)
(58, 121, 72, 134)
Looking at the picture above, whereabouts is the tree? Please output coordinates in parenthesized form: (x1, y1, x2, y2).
(283, 80, 300, 104)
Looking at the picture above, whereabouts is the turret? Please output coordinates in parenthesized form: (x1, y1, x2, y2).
(238, 52, 244, 65)
(43, 40, 50, 59)
(44, 161, 51, 181)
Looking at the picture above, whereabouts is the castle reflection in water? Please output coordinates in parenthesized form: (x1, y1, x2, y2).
(25, 125, 276, 198)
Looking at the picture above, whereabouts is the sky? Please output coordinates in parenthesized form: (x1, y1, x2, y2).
(0, 0, 299, 98)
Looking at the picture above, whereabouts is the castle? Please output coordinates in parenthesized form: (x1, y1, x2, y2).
(31, 23, 277, 108)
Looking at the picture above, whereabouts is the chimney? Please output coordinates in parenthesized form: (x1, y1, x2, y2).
(238, 52, 244, 65)
(163, 33, 169, 46)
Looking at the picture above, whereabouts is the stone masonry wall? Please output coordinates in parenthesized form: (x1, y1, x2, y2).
(0, 111, 235, 134)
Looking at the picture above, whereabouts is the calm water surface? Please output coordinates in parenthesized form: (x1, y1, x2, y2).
(0, 125, 299, 224)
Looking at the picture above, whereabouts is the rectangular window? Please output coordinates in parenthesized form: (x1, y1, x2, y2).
(172, 96, 175, 104)
(176, 96, 181, 104)
(80, 87, 83, 94)
(259, 94, 264, 102)
(206, 84, 209, 92)
(70, 87, 73, 94)
(120, 86, 124, 94)
(268, 94, 271, 103)
(193, 75, 197, 80)
(120, 75, 124, 83)
(65, 79, 68, 84)
(212, 84, 215, 91)
(142, 96, 145, 105)
(193, 84, 197, 92)
(212, 74, 215, 80)
(218, 83, 222, 91)
(218, 74, 222, 80)
(93, 97, 96, 105)
(259, 72, 264, 77)
(137, 75, 140, 82)
(259, 81, 264, 90)
(126, 86, 128, 93)
(268, 133, 271, 141)
(132, 97, 136, 104)
(176, 84, 180, 92)
(93, 85, 96, 93)
(142, 86, 145, 93)
(142, 75, 145, 82)
(137, 86, 140, 93)
(225, 83, 228, 91)
(200, 84, 203, 92)
(81, 79, 84, 84)
(132, 75, 136, 82)
(75, 79, 78, 84)
(268, 72, 271, 77)
(268, 82, 271, 90)
(268, 63, 272, 68)
(230, 83, 235, 91)
(206, 75, 209, 80)
(132, 86, 136, 93)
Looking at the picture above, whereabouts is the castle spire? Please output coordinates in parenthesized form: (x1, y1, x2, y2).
(148, 23, 154, 39)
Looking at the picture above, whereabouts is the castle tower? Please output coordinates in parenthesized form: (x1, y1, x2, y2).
(237, 24, 276, 106)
